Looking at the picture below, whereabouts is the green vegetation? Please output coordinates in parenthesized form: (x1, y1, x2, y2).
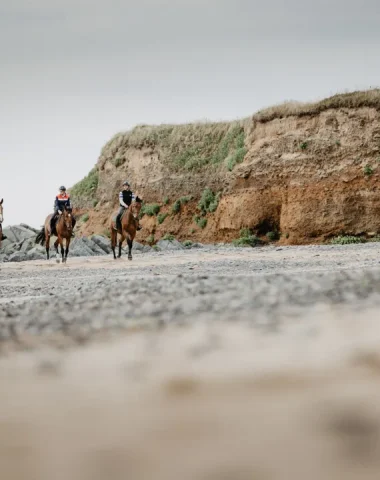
(300, 141, 308, 150)
(172, 196, 192, 214)
(330, 235, 366, 245)
(183, 240, 193, 247)
(172, 124, 247, 171)
(266, 231, 280, 241)
(226, 147, 247, 171)
(142, 203, 160, 216)
(113, 157, 125, 167)
(194, 216, 207, 229)
(146, 234, 155, 245)
(157, 213, 169, 224)
(163, 197, 169, 205)
(172, 200, 181, 214)
(162, 233, 175, 241)
(81, 213, 89, 223)
(179, 195, 192, 204)
(364, 164, 374, 176)
(233, 228, 261, 247)
(92, 200, 98, 208)
(100, 121, 249, 173)
(70, 168, 99, 206)
(198, 188, 220, 214)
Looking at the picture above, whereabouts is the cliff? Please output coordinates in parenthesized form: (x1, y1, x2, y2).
(71, 89, 380, 245)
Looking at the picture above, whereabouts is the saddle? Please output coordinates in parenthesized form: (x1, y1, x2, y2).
(113, 210, 127, 231)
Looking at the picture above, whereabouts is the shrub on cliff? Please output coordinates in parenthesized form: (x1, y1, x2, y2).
(157, 213, 168, 224)
(198, 188, 220, 214)
(142, 204, 160, 216)
(70, 168, 99, 207)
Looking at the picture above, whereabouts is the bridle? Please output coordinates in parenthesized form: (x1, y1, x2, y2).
(60, 207, 73, 231)
(130, 200, 142, 221)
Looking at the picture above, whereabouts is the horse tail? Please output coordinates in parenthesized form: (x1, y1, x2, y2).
(35, 227, 46, 246)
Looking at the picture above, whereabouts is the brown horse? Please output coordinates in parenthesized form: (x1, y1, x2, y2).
(36, 206, 74, 263)
(110, 197, 142, 260)
(0, 198, 4, 249)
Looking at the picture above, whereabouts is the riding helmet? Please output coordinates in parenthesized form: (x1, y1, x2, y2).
(122, 181, 130, 186)
(59, 186, 66, 191)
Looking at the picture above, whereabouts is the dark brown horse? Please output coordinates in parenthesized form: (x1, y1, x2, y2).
(0, 198, 4, 249)
(110, 197, 142, 260)
(36, 206, 74, 263)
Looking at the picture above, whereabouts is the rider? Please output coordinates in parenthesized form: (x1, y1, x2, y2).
(116, 181, 142, 231)
(51, 186, 76, 235)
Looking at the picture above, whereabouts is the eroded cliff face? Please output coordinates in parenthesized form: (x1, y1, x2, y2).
(72, 103, 380, 245)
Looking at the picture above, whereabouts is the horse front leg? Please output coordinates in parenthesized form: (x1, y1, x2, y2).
(127, 235, 133, 261)
(118, 234, 125, 258)
(54, 238, 60, 263)
(64, 238, 70, 263)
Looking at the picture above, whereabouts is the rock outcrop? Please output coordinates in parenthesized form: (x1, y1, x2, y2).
(0, 225, 155, 263)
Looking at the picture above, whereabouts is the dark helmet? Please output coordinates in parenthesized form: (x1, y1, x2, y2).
(122, 181, 130, 186)
(59, 186, 66, 191)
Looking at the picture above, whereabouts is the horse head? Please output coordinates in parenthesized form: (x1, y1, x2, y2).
(62, 206, 73, 232)
(0, 198, 3, 224)
(130, 196, 143, 221)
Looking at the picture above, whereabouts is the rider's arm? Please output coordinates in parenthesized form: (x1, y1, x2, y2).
(119, 191, 128, 208)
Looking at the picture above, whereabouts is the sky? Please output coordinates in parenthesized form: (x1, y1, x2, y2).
(1, 0, 380, 227)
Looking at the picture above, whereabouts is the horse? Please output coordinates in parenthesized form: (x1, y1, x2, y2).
(110, 197, 142, 260)
(35, 206, 74, 263)
(0, 198, 3, 249)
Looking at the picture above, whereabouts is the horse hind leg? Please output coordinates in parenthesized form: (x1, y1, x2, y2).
(118, 235, 125, 258)
(46, 233, 50, 260)
(60, 243, 65, 263)
(111, 229, 117, 260)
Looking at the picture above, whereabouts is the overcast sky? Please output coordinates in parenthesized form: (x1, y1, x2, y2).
(1, 0, 379, 227)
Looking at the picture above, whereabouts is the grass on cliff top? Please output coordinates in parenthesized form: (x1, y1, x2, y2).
(100, 89, 380, 172)
(254, 88, 380, 122)
(100, 120, 249, 172)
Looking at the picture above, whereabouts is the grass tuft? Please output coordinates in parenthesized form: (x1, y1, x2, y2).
(142, 204, 160, 216)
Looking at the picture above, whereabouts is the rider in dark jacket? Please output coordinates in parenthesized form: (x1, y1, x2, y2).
(51, 186, 76, 235)
(116, 181, 142, 230)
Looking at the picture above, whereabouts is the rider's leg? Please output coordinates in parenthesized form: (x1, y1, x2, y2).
(51, 210, 58, 234)
(116, 206, 125, 230)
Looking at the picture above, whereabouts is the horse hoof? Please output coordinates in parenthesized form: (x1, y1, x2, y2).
(128, 256, 132, 261)
(56, 259, 60, 264)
